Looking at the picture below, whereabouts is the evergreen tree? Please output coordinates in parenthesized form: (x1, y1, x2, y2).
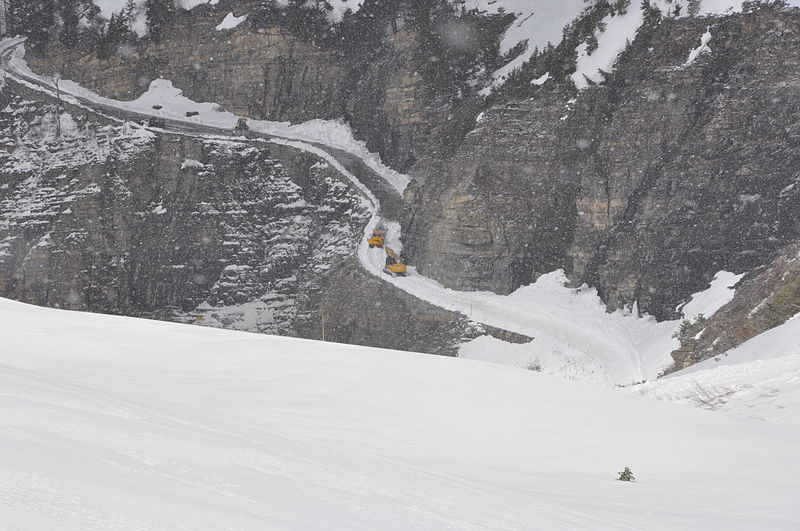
(335, 0, 395, 51)
(251, 0, 282, 28)
(617, 467, 635, 481)
(640, 0, 663, 25)
(59, 0, 81, 47)
(411, 1, 489, 98)
(146, 0, 175, 42)
(612, 0, 631, 15)
(7, 0, 56, 52)
(97, 10, 134, 58)
(6, 0, 25, 35)
(284, 0, 331, 41)
(123, 0, 138, 34)
(108, 11, 131, 42)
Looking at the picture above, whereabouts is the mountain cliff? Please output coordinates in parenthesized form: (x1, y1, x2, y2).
(1, 0, 799, 374)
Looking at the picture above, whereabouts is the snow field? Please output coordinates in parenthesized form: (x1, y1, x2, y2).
(455, 269, 747, 383)
(360, 222, 748, 386)
(2, 297, 800, 529)
(636, 313, 800, 429)
(363, 248, 681, 385)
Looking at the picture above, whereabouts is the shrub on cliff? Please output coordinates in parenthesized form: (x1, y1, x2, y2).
(410, 2, 507, 99)
(59, 0, 82, 47)
(284, 0, 333, 41)
(250, 0, 284, 28)
(754, 269, 800, 330)
(674, 314, 708, 343)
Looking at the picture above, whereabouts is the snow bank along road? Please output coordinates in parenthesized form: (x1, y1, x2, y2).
(3, 297, 800, 530)
(0, 37, 405, 220)
(1, 36, 700, 385)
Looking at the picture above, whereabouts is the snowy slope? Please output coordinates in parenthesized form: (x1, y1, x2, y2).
(678, 270, 744, 321)
(572, 0, 800, 89)
(465, 0, 587, 93)
(454, 269, 743, 383)
(637, 314, 800, 428)
(2, 297, 800, 530)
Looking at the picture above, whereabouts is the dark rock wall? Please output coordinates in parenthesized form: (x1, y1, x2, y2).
(0, 87, 366, 333)
(0, 83, 484, 355)
(581, 10, 800, 317)
(669, 243, 800, 371)
(403, 9, 800, 320)
(297, 257, 484, 356)
(28, 1, 451, 172)
(403, 91, 579, 294)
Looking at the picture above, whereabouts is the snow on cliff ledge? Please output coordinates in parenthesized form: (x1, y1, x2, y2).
(572, 0, 800, 90)
(470, 0, 800, 93)
(215, 12, 248, 31)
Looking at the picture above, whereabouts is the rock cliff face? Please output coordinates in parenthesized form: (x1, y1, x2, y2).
(669, 243, 800, 371)
(0, 85, 368, 334)
(404, 8, 800, 323)
(27, 0, 457, 172)
(3, 2, 800, 369)
(0, 82, 485, 354)
(403, 90, 579, 294)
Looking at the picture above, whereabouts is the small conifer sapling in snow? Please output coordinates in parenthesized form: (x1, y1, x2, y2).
(617, 467, 635, 482)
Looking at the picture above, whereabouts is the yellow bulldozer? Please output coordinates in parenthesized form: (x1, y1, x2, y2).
(367, 229, 384, 248)
(383, 246, 408, 276)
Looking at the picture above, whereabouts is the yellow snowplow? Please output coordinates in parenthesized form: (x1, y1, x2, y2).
(383, 246, 408, 276)
(233, 117, 251, 137)
(367, 229, 385, 248)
